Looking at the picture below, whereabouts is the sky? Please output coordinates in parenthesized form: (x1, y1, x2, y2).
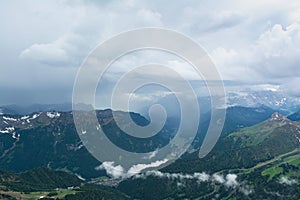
(1, 0, 300, 106)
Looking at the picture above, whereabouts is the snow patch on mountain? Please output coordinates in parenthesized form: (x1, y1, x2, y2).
(3, 116, 18, 122)
(226, 90, 300, 112)
(296, 135, 300, 143)
(12, 132, 20, 139)
(25, 113, 41, 123)
(30, 113, 40, 120)
(46, 112, 61, 118)
(21, 115, 30, 120)
(270, 112, 288, 121)
(0, 127, 15, 134)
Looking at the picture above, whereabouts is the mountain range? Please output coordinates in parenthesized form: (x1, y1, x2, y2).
(0, 105, 299, 199)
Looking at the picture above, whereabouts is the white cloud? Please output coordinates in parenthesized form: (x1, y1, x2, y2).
(279, 77, 300, 97)
(213, 22, 300, 79)
(210, 47, 253, 81)
(239, 185, 253, 196)
(95, 161, 125, 179)
(127, 159, 168, 177)
(289, 8, 300, 23)
(96, 159, 168, 179)
(20, 37, 69, 66)
(211, 21, 300, 96)
(17, 1, 164, 69)
(137, 170, 210, 183)
(193, 172, 211, 182)
(97, 164, 252, 195)
(137, 9, 162, 26)
(136, 171, 251, 193)
(213, 174, 225, 184)
(143, 148, 159, 159)
(225, 174, 239, 188)
(252, 23, 300, 78)
(207, 10, 246, 32)
(279, 177, 298, 185)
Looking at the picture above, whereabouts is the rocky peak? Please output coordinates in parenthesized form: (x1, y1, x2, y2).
(271, 112, 288, 121)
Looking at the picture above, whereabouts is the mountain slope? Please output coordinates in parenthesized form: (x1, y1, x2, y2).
(288, 109, 300, 121)
(0, 109, 299, 199)
(166, 112, 300, 173)
(117, 112, 300, 199)
(0, 167, 130, 200)
(0, 167, 82, 192)
(192, 106, 276, 148)
(0, 110, 160, 179)
(0, 109, 175, 179)
(0, 106, 281, 178)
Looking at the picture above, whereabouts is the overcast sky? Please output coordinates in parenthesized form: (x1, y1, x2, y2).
(1, 0, 300, 106)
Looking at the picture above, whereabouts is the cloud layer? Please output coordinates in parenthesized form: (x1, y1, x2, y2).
(1, 0, 300, 105)
(97, 161, 253, 195)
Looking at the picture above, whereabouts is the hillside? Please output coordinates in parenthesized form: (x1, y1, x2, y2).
(0, 167, 82, 192)
(117, 112, 300, 199)
(0, 110, 157, 179)
(0, 168, 129, 200)
(1, 109, 299, 199)
(0, 106, 274, 178)
(166, 112, 300, 173)
(288, 109, 300, 121)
